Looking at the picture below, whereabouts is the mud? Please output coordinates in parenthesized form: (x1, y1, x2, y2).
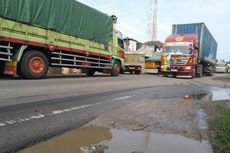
(188, 87, 230, 101)
(19, 126, 212, 153)
(17, 84, 230, 153)
(88, 97, 208, 140)
(18, 126, 112, 153)
(87, 87, 230, 141)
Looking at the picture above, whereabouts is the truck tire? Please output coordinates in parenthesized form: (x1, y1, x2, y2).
(197, 65, 203, 78)
(111, 60, 120, 76)
(20, 51, 49, 79)
(17, 64, 25, 78)
(0, 61, 4, 75)
(173, 73, 177, 78)
(209, 70, 214, 76)
(135, 70, 141, 75)
(191, 69, 196, 79)
(85, 69, 95, 76)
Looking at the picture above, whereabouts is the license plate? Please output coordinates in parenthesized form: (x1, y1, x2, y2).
(129, 67, 135, 70)
(171, 69, 178, 72)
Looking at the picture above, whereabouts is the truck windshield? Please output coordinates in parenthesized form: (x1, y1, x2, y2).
(164, 46, 191, 54)
(118, 38, 124, 49)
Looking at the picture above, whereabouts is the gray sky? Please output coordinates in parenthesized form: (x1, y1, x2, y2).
(78, 0, 230, 61)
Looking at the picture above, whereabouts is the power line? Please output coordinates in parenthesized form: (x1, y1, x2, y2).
(98, 0, 147, 21)
(78, 0, 148, 41)
(84, 0, 146, 25)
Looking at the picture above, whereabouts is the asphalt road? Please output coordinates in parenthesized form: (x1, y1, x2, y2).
(0, 74, 227, 153)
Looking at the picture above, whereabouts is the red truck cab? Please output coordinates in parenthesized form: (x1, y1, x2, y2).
(161, 34, 198, 78)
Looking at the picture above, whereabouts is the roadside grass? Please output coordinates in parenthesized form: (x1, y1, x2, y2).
(209, 102, 230, 153)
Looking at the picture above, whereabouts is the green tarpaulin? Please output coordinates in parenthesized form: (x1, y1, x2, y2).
(0, 0, 113, 43)
(145, 52, 162, 62)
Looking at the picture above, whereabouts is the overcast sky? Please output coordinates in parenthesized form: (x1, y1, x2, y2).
(78, 0, 230, 61)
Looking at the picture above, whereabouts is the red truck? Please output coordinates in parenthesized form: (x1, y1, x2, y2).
(161, 23, 217, 78)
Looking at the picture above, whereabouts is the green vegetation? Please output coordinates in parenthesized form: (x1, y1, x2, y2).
(210, 102, 230, 153)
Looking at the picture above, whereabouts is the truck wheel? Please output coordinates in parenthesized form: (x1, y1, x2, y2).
(17, 64, 25, 78)
(173, 73, 177, 78)
(197, 65, 203, 78)
(209, 70, 214, 76)
(85, 69, 95, 76)
(198, 71, 202, 78)
(135, 70, 141, 75)
(20, 51, 49, 79)
(191, 69, 196, 79)
(0, 61, 4, 75)
(111, 60, 120, 76)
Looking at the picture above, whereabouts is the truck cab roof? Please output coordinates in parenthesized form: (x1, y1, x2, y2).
(165, 34, 198, 43)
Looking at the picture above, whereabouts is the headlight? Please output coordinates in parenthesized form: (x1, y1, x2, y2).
(185, 66, 192, 70)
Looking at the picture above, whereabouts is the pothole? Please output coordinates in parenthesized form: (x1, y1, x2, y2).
(18, 126, 212, 153)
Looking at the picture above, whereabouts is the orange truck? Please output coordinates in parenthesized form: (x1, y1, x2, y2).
(145, 51, 162, 74)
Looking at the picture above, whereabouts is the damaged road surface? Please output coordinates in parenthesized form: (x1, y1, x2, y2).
(0, 74, 230, 153)
(19, 126, 212, 153)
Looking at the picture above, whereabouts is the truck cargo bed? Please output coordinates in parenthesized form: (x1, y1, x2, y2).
(0, 0, 113, 44)
(0, 17, 112, 58)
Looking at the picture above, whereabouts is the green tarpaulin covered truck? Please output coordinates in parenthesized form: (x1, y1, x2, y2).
(0, 0, 125, 79)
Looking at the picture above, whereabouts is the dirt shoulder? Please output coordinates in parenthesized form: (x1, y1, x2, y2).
(85, 75, 230, 152)
(213, 74, 230, 81)
(87, 97, 209, 141)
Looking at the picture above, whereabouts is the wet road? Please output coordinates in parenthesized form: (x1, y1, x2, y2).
(0, 74, 229, 152)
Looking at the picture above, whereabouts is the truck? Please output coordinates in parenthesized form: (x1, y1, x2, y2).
(145, 51, 162, 74)
(0, 0, 125, 79)
(124, 38, 145, 74)
(161, 23, 218, 78)
(124, 53, 145, 74)
(144, 41, 163, 74)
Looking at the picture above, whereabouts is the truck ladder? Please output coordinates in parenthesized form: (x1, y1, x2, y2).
(0, 43, 13, 62)
(51, 51, 111, 69)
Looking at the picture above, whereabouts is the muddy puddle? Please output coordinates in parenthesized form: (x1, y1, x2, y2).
(19, 126, 212, 153)
(184, 87, 230, 102)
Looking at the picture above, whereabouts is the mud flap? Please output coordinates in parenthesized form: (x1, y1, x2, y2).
(4, 61, 17, 75)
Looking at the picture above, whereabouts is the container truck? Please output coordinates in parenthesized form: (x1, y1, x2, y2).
(0, 0, 125, 79)
(161, 23, 218, 78)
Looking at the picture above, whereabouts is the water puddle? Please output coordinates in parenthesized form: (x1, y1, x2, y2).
(211, 87, 230, 101)
(19, 126, 212, 153)
(183, 87, 230, 102)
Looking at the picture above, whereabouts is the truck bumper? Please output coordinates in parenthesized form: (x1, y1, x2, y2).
(125, 66, 142, 72)
(144, 68, 159, 74)
(161, 71, 193, 78)
(161, 65, 194, 78)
